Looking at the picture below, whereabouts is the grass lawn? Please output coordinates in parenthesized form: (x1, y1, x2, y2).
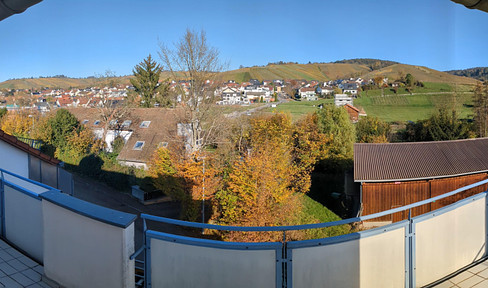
(226, 82, 476, 123)
(263, 99, 334, 121)
(359, 82, 473, 97)
(355, 92, 474, 122)
(298, 194, 352, 239)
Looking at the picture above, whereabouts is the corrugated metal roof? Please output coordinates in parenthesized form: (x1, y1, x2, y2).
(354, 138, 488, 182)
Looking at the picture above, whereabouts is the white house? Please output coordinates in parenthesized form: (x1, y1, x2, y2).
(334, 94, 353, 107)
(298, 87, 318, 101)
(343, 88, 358, 95)
(220, 87, 243, 105)
(319, 86, 334, 96)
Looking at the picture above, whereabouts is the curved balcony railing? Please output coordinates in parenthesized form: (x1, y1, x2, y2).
(1, 165, 487, 288)
(136, 179, 488, 288)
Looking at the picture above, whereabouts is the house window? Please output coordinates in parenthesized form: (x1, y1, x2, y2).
(82, 119, 89, 125)
(158, 142, 168, 148)
(94, 120, 101, 125)
(133, 141, 144, 150)
(140, 121, 151, 128)
(122, 120, 132, 128)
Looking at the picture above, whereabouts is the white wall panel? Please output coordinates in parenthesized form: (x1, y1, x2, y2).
(150, 238, 277, 288)
(415, 197, 486, 287)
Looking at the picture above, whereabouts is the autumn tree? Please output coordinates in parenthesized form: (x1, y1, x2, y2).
(62, 128, 93, 163)
(129, 54, 170, 108)
(159, 29, 226, 154)
(315, 105, 355, 160)
(373, 75, 384, 88)
(356, 116, 390, 143)
(149, 147, 221, 221)
(0, 111, 33, 138)
(473, 82, 488, 137)
(148, 147, 184, 201)
(214, 114, 303, 241)
(292, 113, 331, 193)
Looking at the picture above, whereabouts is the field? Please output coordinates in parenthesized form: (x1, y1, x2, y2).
(263, 99, 334, 120)
(355, 92, 473, 122)
(261, 83, 475, 123)
(359, 82, 473, 97)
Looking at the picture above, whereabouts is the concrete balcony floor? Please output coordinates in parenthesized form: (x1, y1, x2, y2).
(0, 239, 50, 288)
(435, 260, 488, 288)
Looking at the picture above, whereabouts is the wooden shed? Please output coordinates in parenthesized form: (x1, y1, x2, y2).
(354, 138, 488, 222)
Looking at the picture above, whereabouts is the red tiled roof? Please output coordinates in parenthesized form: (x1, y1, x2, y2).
(354, 138, 488, 182)
(0, 130, 60, 165)
(344, 103, 359, 113)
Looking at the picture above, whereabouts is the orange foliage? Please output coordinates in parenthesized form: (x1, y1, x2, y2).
(0, 111, 34, 138)
(215, 114, 304, 241)
(292, 113, 331, 193)
(177, 152, 220, 202)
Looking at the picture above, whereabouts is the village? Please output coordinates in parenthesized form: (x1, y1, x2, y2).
(0, 75, 376, 116)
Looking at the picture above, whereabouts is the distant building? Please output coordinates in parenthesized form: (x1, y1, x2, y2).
(220, 87, 243, 105)
(298, 87, 317, 101)
(343, 104, 366, 122)
(334, 94, 353, 106)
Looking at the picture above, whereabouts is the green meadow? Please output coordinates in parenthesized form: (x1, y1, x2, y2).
(261, 83, 475, 123)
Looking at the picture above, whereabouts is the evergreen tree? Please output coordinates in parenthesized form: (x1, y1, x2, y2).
(48, 109, 81, 149)
(129, 54, 168, 108)
(427, 108, 470, 141)
(0, 108, 7, 119)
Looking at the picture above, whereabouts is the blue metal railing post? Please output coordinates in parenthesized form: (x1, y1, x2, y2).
(144, 218, 150, 288)
(404, 209, 416, 288)
(0, 171, 4, 237)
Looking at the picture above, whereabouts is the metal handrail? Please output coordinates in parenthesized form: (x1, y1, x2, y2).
(0, 168, 60, 192)
(141, 178, 488, 232)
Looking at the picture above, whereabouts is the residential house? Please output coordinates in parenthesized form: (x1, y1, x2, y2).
(298, 87, 318, 101)
(69, 108, 181, 170)
(34, 102, 51, 113)
(318, 86, 334, 96)
(334, 94, 353, 106)
(342, 82, 359, 95)
(249, 79, 261, 86)
(220, 87, 243, 105)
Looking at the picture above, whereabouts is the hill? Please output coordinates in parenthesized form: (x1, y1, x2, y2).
(333, 58, 398, 70)
(221, 63, 372, 82)
(361, 64, 478, 85)
(1, 61, 480, 90)
(446, 67, 488, 82)
(0, 76, 133, 90)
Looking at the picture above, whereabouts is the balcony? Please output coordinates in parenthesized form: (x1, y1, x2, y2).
(0, 167, 487, 287)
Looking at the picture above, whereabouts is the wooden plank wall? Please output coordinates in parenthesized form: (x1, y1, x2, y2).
(362, 173, 488, 222)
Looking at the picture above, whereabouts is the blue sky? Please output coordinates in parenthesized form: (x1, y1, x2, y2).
(0, 0, 487, 82)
